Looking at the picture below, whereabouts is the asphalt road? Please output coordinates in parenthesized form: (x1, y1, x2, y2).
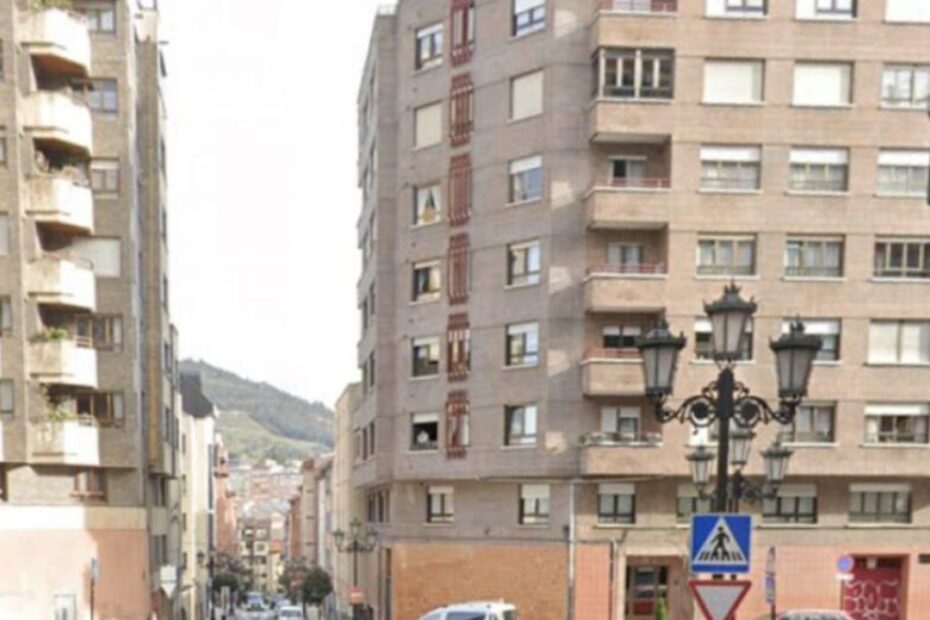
(229, 608, 320, 620)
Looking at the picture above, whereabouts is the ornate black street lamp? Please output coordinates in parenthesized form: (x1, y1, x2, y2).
(333, 519, 377, 620)
(637, 284, 822, 513)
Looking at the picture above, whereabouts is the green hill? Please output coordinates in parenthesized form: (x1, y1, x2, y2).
(180, 359, 333, 462)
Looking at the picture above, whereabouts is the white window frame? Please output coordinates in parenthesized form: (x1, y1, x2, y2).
(868, 320, 930, 365)
(703, 60, 764, 105)
(508, 155, 543, 204)
(696, 235, 757, 277)
(700, 145, 762, 191)
(513, 0, 546, 37)
(519, 483, 550, 525)
(789, 148, 849, 193)
(784, 236, 844, 279)
(414, 183, 442, 226)
(864, 404, 929, 445)
(412, 260, 441, 303)
(505, 404, 538, 446)
(597, 48, 675, 101)
(792, 63, 853, 107)
(874, 238, 930, 280)
(411, 412, 440, 451)
(881, 65, 930, 109)
(885, 0, 930, 23)
(507, 240, 541, 287)
(415, 23, 444, 71)
(506, 322, 540, 367)
(411, 336, 441, 377)
(876, 150, 929, 198)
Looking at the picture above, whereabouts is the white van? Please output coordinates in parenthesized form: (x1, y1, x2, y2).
(419, 601, 518, 620)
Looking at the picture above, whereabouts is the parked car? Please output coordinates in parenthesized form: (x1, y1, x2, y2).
(419, 601, 518, 620)
(777, 611, 852, 620)
(277, 606, 304, 619)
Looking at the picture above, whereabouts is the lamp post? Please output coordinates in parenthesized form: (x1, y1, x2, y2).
(636, 284, 822, 513)
(332, 519, 377, 620)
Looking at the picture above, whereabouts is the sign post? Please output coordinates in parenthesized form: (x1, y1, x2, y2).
(90, 558, 99, 620)
(765, 547, 776, 619)
(690, 580, 752, 620)
(690, 514, 753, 575)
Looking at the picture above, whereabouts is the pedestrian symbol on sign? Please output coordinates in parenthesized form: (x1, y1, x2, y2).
(695, 519, 746, 564)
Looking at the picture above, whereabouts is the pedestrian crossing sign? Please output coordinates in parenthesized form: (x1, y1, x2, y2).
(690, 514, 752, 574)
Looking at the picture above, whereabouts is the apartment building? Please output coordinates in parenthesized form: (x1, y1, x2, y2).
(0, 1, 180, 618)
(213, 433, 238, 557)
(239, 518, 273, 594)
(355, 1, 930, 618)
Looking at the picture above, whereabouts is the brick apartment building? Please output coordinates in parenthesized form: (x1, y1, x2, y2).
(354, 1, 930, 618)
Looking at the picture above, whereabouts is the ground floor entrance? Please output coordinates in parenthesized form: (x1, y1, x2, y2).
(841, 557, 905, 620)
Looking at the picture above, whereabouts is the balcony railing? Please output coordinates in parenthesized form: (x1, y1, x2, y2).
(785, 266, 842, 278)
(602, 0, 677, 13)
(27, 174, 94, 233)
(700, 177, 760, 192)
(23, 91, 94, 154)
(603, 176, 671, 190)
(581, 431, 663, 446)
(20, 8, 91, 78)
(585, 347, 641, 360)
(588, 263, 667, 276)
(29, 419, 100, 467)
(28, 256, 96, 311)
(30, 339, 98, 388)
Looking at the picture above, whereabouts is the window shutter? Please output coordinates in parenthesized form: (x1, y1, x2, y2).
(511, 71, 544, 120)
(600, 407, 618, 432)
(449, 155, 472, 226)
(700, 146, 761, 163)
(451, 0, 474, 66)
(521, 484, 550, 500)
(900, 323, 930, 364)
(790, 148, 849, 165)
(450, 74, 474, 146)
(599, 483, 635, 496)
(448, 233, 470, 304)
(0, 216, 9, 256)
(446, 391, 469, 459)
(793, 63, 852, 106)
(415, 103, 442, 149)
(71, 238, 122, 277)
(868, 322, 899, 364)
(703, 61, 763, 104)
(886, 0, 930, 22)
(878, 150, 930, 167)
(447, 313, 470, 381)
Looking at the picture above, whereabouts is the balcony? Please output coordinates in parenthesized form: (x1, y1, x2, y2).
(28, 257, 96, 311)
(29, 420, 100, 467)
(30, 340, 98, 388)
(599, 0, 677, 13)
(582, 350, 645, 397)
(20, 9, 91, 78)
(23, 91, 93, 155)
(585, 187, 671, 230)
(27, 175, 94, 233)
(585, 268, 668, 313)
(581, 437, 680, 477)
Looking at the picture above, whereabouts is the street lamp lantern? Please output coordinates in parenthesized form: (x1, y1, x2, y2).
(686, 445, 715, 490)
(636, 319, 687, 398)
(762, 442, 793, 485)
(704, 283, 757, 362)
(771, 319, 822, 400)
(349, 518, 361, 540)
(728, 428, 755, 469)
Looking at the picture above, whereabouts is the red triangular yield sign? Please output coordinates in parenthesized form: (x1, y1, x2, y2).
(689, 579, 752, 620)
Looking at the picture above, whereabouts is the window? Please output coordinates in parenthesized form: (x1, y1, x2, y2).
(626, 566, 669, 618)
(412, 261, 441, 302)
(796, 0, 855, 18)
(507, 241, 541, 286)
(506, 322, 539, 367)
(446, 391, 470, 456)
(696, 318, 753, 360)
(0, 129, 7, 166)
(793, 63, 852, 107)
(849, 485, 911, 523)
(411, 413, 439, 451)
(79, 2, 117, 34)
(608, 157, 646, 188)
(448, 233, 470, 304)
(785, 237, 843, 278)
(601, 406, 644, 442)
(703, 60, 764, 105)
(53, 594, 76, 620)
(885, 0, 930, 23)
(696, 235, 756, 276)
(86, 79, 118, 113)
(414, 184, 441, 226)
(513, 0, 545, 37)
(505, 405, 538, 446)
(606, 242, 646, 272)
(411, 336, 441, 377)
(511, 70, 544, 121)
(450, 0, 476, 66)
(874, 239, 930, 280)
(509, 155, 543, 203)
(601, 325, 641, 352)
(414, 102, 442, 149)
(789, 148, 849, 193)
(868, 321, 930, 365)
(90, 160, 119, 195)
(71, 238, 122, 277)
(881, 65, 930, 108)
(0, 380, 12, 414)
(0, 297, 10, 335)
(76, 392, 124, 427)
(449, 155, 472, 225)
(598, 483, 635, 524)
(415, 23, 443, 71)
(877, 150, 929, 197)
(449, 74, 474, 146)
(519, 484, 549, 525)
(700, 146, 761, 191)
(780, 403, 836, 443)
(597, 48, 675, 100)
(782, 319, 840, 361)
(677, 485, 713, 522)
(864, 404, 929, 444)
(0, 215, 8, 256)
(447, 314, 471, 380)
(74, 468, 106, 500)
(763, 485, 818, 523)
(427, 486, 454, 523)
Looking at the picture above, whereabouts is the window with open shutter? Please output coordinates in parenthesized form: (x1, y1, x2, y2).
(451, 0, 475, 66)
(447, 313, 471, 381)
(446, 391, 470, 458)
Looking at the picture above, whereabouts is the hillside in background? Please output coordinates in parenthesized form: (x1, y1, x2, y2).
(180, 359, 333, 462)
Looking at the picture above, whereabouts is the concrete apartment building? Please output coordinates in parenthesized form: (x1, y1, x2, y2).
(213, 433, 238, 557)
(239, 518, 273, 594)
(0, 1, 180, 618)
(180, 372, 217, 620)
(355, 1, 930, 618)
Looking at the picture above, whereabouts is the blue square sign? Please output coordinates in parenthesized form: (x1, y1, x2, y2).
(690, 514, 753, 574)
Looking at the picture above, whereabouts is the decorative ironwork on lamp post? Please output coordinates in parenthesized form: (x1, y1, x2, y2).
(636, 283, 823, 513)
(332, 519, 377, 620)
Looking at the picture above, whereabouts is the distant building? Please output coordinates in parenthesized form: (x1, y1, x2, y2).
(213, 435, 238, 557)
(239, 519, 272, 594)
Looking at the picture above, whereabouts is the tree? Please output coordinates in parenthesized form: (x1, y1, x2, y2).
(300, 567, 333, 607)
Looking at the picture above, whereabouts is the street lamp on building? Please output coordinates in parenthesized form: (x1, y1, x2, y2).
(332, 519, 377, 620)
(637, 284, 822, 513)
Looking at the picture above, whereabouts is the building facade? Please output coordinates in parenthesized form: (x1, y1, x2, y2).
(356, 1, 930, 619)
(213, 433, 238, 557)
(0, 1, 180, 618)
(239, 518, 273, 595)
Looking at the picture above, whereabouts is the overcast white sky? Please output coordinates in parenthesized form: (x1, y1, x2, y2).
(162, 0, 393, 406)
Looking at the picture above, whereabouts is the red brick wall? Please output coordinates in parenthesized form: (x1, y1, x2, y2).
(390, 542, 569, 620)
